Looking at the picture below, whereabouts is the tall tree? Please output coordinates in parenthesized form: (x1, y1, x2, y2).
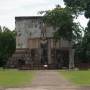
(64, 0, 90, 63)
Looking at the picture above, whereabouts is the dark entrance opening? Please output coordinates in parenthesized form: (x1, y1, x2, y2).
(56, 50, 69, 69)
(41, 41, 48, 65)
(18, 59, 25, 68)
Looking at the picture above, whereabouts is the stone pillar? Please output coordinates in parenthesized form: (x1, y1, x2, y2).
(48, 40, 51, 64)
(69, 49, 75, 69)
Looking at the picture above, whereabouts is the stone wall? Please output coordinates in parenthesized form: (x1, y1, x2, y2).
(15, 16, 71, 49)
(15, 16, 55, 49)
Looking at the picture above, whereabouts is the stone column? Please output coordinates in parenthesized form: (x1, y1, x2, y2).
(48, 40, 51, 64)
(69, 49, 75, 69)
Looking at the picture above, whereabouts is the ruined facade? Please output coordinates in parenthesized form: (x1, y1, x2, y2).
(8, 16, 74, 69)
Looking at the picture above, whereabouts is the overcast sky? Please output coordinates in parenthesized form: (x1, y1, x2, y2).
(0, 0, 89, 30)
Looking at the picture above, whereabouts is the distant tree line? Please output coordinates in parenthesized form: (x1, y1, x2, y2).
(0, 26, 16, 67)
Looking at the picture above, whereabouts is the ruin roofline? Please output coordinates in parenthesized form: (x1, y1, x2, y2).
(15, 16, 43, 20)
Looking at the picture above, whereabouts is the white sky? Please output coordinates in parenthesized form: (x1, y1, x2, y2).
(0, 0, 89, 30)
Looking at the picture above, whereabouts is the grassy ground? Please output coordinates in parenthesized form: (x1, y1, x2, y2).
(0, 69, 34, 88)
(60, 70, 90, 86)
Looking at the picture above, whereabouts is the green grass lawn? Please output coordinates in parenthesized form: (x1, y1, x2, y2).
(60, 70, 90, 86)
(0, 69, 34, 87)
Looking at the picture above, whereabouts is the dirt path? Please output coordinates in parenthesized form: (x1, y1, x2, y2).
(4, 70, 82, 90)
(30, 70, 78, 90)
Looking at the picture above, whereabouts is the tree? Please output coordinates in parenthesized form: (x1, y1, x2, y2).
(43, 6, 82, 43)
(0, 26, 16, 67)
(64, 0, 90, 63)
(41, 5, 83, 69)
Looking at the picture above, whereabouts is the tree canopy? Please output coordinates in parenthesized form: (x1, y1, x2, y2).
(43, 6, 82, 43)
(64, 0, 90, 17)
(64, 0, 90, 27)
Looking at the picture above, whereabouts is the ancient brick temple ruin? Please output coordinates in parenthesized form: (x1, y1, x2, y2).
(8, 16, 75, 69)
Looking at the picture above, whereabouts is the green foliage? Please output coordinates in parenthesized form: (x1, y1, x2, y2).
(64, 0, 90, 63)
(64, 0, 90, 16)
(63, 0, 90, 32)
(43, 6, 82, 42)
(75, 27, 90, 63)
(0, 26, 16, 66)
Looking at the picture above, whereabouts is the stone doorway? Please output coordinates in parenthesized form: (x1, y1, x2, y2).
(18, 59, 25, 68)
(56, 50, 69, 69)
(40, 39, 48, 65)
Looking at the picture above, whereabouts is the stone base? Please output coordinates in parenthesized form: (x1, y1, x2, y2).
(8, 48, 70, 70)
